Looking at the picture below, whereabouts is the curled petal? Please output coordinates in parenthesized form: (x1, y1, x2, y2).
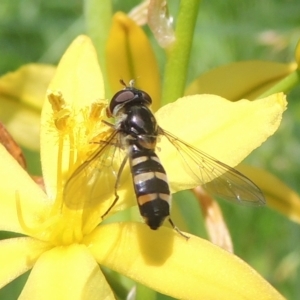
(106, 12, 161, 110)
(85, 222, 284, 300)
(193, 186, 233, 252)
(148, 0, 175, 48)
(128, 0, 149, 26)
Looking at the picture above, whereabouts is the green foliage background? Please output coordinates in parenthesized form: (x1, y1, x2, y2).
(0, 0, 299, 299)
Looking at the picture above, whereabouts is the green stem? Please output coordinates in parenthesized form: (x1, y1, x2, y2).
(257, 69, 300, 98)
(84, 0, 112, 96)
(161, 0, 201, 106)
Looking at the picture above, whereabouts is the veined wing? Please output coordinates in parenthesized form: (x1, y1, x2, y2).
(159, 128, 265, 206)
(63, 130, 127, 211)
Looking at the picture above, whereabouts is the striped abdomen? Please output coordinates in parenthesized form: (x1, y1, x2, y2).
(129, 144, 171, 230)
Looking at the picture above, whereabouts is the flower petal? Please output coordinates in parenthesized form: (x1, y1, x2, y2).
(85, 222, 284, 300)
(0, 237, 50, 288)
(0, 64, 55, 150)
(0, 96, 41, 151)
(237, 164, 300, 223)
(106, 12, 161, 110)
(45, 36, 104, 110)
(155, 93, 287, 191)
(0, 63, 55, 109)
(0, 144, 49, 234)
(185, 61, 296, 101)
(40, 35, 104, 196)
(19, 244, 114, 300)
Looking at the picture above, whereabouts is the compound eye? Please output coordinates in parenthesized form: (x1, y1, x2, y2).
(109, 90, 135, 116)
(141, 91, 152, 105)
(113, 90, 135, 104)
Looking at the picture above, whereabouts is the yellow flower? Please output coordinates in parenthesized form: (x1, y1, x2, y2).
(0, 35, 286, 299)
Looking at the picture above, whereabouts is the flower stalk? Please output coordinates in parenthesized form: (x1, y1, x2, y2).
(161, 0, 201, 105)
(84, 0, 113, 95)
(258, 69, 300, 98)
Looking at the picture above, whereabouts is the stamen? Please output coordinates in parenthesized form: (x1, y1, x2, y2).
(16, 191, 40, 236)
(56, 136, 64, 208)
(47, 91, 72, 131)
(47, 90, 66, 112)
(54, 110, 71, 131)
(47, 90, 78, 209)
(89, 101, 107, 121)
(42, 95, 113, 244)
(86, 100, 109, 143)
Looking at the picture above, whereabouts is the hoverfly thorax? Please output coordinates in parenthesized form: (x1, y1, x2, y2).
(109, 86, 158, 151)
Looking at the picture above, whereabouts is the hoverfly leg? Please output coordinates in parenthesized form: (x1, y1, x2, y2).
(101, 193, 119, 219)
(101, 154, 129, 219)
(168, 218, 190, 240)
(101, 120, 114, 127)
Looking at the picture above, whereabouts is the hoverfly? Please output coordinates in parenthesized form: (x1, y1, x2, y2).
(64, 80, 265, 235)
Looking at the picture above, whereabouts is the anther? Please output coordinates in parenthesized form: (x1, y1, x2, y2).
(47, 91, 66, 112)
(89, 100, 107, 121)
(47, 91, 72, 131)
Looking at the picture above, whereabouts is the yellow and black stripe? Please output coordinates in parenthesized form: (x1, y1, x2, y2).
(129, 144, 170, 230)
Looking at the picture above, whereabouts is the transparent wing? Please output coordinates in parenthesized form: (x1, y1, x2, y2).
(160, 128, 265, 206)
(63, 130, 127, 211)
